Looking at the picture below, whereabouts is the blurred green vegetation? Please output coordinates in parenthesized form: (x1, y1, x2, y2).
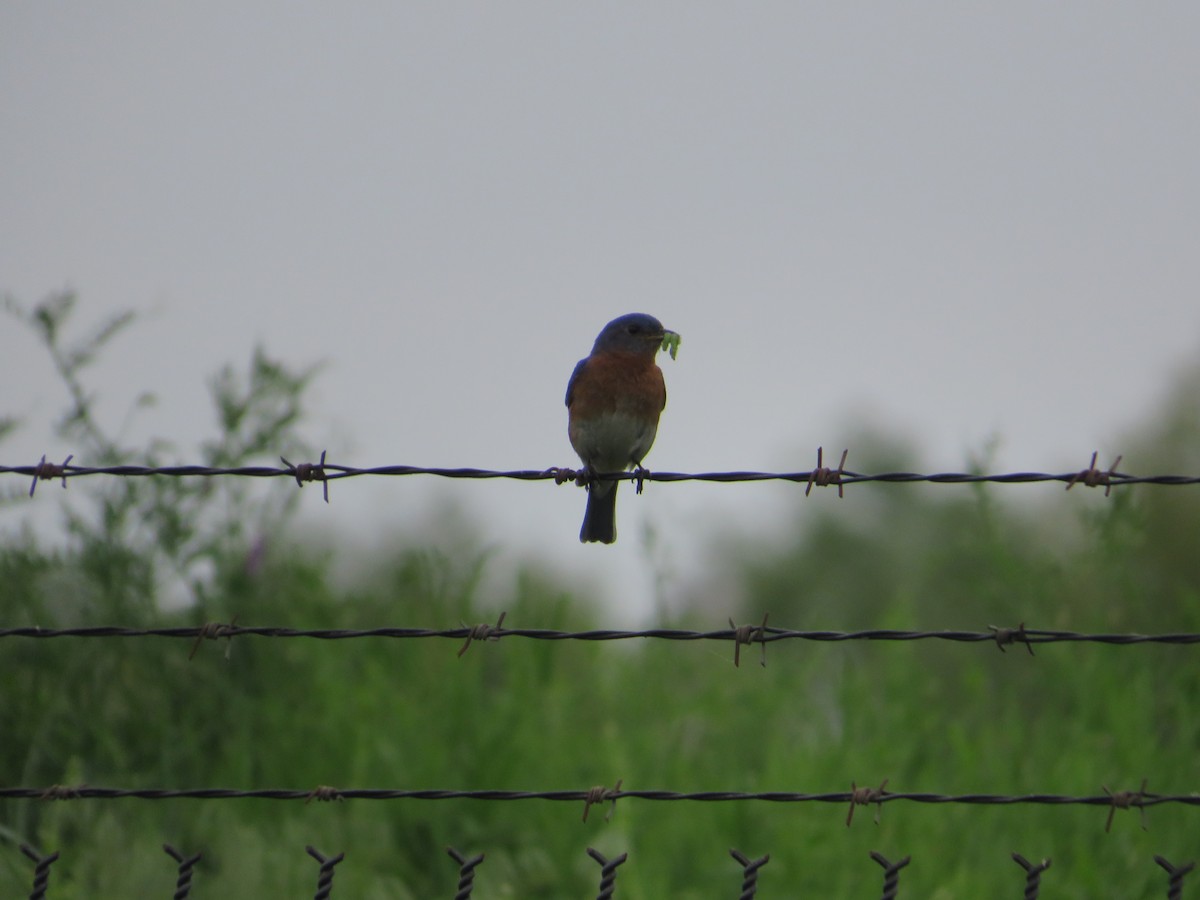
(2, 294, 1199, 897)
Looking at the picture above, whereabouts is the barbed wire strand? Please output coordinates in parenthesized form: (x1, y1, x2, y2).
(5, 621, 1200, 650)
(7, 450, 1200, 500)
(4, 783, 1194, 814)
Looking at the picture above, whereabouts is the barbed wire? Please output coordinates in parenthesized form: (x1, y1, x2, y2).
(4, 620, 1200, 663)
(6, 449, 1198, 501)
(11, 841, 1190, 900)
(2, 781, 1191, 819)
(0, 779, 1188, 846)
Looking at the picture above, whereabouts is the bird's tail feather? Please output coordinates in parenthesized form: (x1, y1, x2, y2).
(580, 483, 618, 544)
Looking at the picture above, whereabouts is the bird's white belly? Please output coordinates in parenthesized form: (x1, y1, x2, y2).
(571, 411, 658, 471)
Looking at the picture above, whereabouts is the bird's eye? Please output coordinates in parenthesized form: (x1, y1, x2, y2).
(626, 325, 638, 334)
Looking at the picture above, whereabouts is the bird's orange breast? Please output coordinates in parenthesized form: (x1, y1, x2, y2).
(567, 351, 666, 421)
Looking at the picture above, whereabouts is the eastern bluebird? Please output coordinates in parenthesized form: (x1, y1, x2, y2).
(566, 313, 673, 544)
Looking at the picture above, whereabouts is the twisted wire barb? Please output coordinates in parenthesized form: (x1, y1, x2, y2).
(306, 846, 344, 900)
(870, 851, 910, 900)
(20, 845, 60, 900)
(587, 847, 627, 900)
(1012, 852, 1051, 900)
(1155, 855, 1196, 900)
(446, 847, 485, 900)
(730, 849, 769, 899)
(163, 844, 202, 900)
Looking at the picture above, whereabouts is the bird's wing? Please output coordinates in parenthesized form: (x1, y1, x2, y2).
(565, 357, 589, 407)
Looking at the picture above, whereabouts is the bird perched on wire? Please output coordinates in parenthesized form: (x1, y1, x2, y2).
(566, 313, 678, 544)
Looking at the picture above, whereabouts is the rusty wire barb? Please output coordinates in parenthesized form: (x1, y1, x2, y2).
(587, 847, 627, 900)
(870, 851, 910, 900)
(582, 779, 622, 823)
(1155, 855, 1196, 900)
(305, 785, 344, 804)
(1012, 853, 1051, 900)
(7, 620, 1200, 651)
(989, 622, 1035, 656)
(447, 847, 486, 900)
(806, 446, 848, 497)
(281, 450, 330, 502)
(457, 611, 507, 658)
(27, 453, 72, 497)
(847, 779, 889, 826)
(20, 844, 59, 900)
(9, 453, 1200, 491)
(729, 614, 769, 667)
(730, 849, 769, 899)
(1104, 778, 1150, 832)
(1066, 451, 1123, 497)
(546, 465, 576, 485)
(188, 616, 238, 660)
(38, 784, 84, 801)
(306, 845, 344, 900)
(163, 844, 202, 900)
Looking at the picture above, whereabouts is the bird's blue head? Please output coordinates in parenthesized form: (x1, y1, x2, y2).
(592, 313, 669, 355)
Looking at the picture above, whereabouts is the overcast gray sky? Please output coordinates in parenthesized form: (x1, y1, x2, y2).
(3, 5, 1198, 617)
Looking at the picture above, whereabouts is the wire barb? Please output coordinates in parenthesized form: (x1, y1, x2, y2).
(163, 844, 203, 900)
(582, 779, 622, 823)
(847, 779, 889, 826)
(1104, 778, 1150, 832)
(730, 613, 769, 668)
(587, 847, 628, 900)
(447, 847, 486, 900)
(730, 849, 769, 899)
(806, 446, 848, 497)
(305, 785, 344, 804)
(870, 851, 910, 900)
(458, 611, 507, 658)
(281, 450, 330, 503)
(38, 783, 83, 800)
(20, 844, 60, 900)
(188, 616, 239, 660)
(1154, 855, 1196, 900)
(28, 453, 73, 497)
(989, 622, 1035, 656)
(306, 845, 345, 900)
(1012, 852, 1051, 900)
(632, 465, 650, 495)
(547, 466, 579, 485)
(1066, 451, 1123, 497)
